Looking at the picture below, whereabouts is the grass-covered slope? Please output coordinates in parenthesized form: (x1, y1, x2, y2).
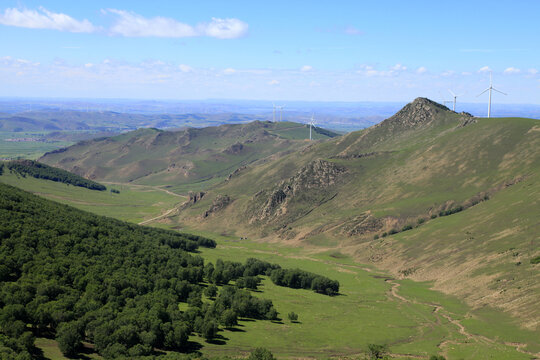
(4, 159, 106, 190)
(172, 98, 540, 328)
(39, 121, 338, 193)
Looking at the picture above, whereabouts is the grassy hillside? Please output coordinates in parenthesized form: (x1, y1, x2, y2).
(2, 183, 538, 360)
(39, 121, 338, 193)
(170, 98, 540, 329)
(0, 170, 182, 224)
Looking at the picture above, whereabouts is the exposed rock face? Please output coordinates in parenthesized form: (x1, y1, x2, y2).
(203, 195, 231, 218)
(223, 143, 244, 155)
(459, 117, 477, 127)
(379, 97, 449, 129)
(251, 159, 347, 223)
(226, 165, 247, 181)
(188, 191, 205, 204)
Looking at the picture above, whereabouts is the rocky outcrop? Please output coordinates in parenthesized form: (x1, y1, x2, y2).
(379, 97, 449, 129)
(203, 195, 231, 218)
(223, 143, 244, 155)
(226, 165, 247, 181)
(188, 191, 205, 204)
(251, 159, 347, 222)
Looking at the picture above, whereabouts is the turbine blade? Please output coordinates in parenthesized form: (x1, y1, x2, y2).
(492, 88, 507, 95)
(448, 89, 456, 97)
(477, 88, 489, 97)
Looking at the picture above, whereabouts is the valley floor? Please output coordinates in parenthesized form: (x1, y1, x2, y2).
(1, 173, 538, 360)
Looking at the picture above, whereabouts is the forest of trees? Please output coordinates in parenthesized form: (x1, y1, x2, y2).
(4, 160, 107, 191)
(0, 183, 339, 359)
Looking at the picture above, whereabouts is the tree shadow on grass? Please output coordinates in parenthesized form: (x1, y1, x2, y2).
(183, 340, 204, 353)
(206, 334, 229, 345)
(224, 327, 246, 332)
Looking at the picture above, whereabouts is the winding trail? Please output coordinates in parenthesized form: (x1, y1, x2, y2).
(218, 243, 539, 359)
(101, 181, 186, 198)
(101, 181, 187, 225)
(138, 207, 178, 225)
(385, 279, 539, 359)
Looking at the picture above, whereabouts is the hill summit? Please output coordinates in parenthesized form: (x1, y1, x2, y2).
(382, 97, 451, 128)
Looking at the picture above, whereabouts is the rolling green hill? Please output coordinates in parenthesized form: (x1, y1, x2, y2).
(170, 98, 540, 329)
(39, 121, 339, 193)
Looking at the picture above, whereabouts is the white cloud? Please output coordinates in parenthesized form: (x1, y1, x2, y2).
(268, 79, 279, 85)
(84, 63, 94, 68)
(178, 64, 193, 73)
(344, 25, 362, 35)
(391, 63, 407, 71)
(416, 66, 427, 74)
(461, 71, 472, 76)
(300, 65, 313, 72)
(528, 68, 538, 75)
(105, 9, 247, 39)
(223, 68, 236, 75)
(199, 17, 248, 39)
(503, 67, 521, 74)
(0, 7, 96, 33)
(478, 66, 491, 73)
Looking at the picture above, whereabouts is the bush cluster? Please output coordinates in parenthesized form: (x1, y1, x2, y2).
(6, 160, 106, 191)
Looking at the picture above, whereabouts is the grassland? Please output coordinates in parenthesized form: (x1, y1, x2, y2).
(2, 168, 538, 359)
(30, 228, 539, 359)
(38, 121, 339, 193)
(169, 101, 540, 331)
(0, 131, 73, 159)
(0, 170, 183, 223)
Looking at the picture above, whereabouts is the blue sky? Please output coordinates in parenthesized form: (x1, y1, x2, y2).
(1, 0, 539, 103)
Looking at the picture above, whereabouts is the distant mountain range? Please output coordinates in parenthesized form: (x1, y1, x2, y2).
(3, 97, 539, 132)
(39, 121, 340, 193)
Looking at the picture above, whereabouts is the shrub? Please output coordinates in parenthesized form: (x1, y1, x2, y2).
(530, 256, 540, 265)
(288, 312, 298, 322)
(248, 348, 276, 360)
(373, 234, 380, 240)
(429, 355, 446, 360)
(401, 224, 413, 232)
(367, 343, 388, 359)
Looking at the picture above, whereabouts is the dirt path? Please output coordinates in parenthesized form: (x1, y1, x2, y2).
(102, 181, 186, 198)
(384, 279, 539, 359)
(138, 207, 178, 225)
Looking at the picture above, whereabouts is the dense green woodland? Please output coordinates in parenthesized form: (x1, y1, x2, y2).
(0, 183, 338, 359)
(4, 160, 107, 191)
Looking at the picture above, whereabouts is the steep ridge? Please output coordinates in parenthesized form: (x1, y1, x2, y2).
(39, 121, 338, 191)
(171, 98, 540, 328)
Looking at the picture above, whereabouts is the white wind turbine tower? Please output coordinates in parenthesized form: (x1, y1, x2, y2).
(438, 91, 453, 108)
(477, 72, 506, 118)
(272, 103, 276, 122)
(448, 89, 462, 112)
(277, 105, 285, 121)
(309, 113, 315, 141)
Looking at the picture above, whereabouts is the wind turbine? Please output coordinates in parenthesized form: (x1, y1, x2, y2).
(272, 103, 276, 122)
(438, 91, 453, 108)
(309, 113, 315, 141)
(277, 105, 285, 121)
(448, 89, 462, 112)
(477, 72, 506, 118)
